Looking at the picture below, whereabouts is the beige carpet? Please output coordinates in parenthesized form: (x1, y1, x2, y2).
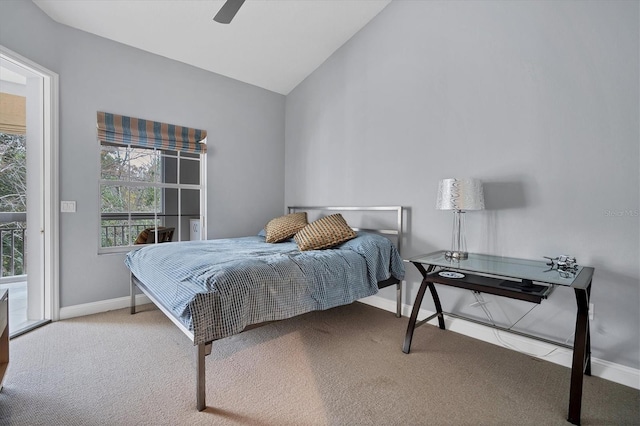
(0, 303, 638, 425)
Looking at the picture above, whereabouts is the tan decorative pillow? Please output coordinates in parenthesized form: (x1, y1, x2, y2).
(264, 212, 308, 243)
(294, 214, 357, 251)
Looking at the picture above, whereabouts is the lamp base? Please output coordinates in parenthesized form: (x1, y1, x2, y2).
(447, 210, 468, 261)
(445, 250, 468, 260)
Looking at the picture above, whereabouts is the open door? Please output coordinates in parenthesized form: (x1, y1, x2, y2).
(0, 46, 59, 336)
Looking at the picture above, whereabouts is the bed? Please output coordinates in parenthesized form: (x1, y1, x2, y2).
(127, 206, 405, 411)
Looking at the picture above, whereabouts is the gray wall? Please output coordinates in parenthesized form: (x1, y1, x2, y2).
(0, 1, 286, 308)
(285, 1, 639, 369)
(2, 0, 637, 371)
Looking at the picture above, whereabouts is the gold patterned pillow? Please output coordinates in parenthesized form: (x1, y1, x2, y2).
(264, 212, 308, 243)
(294, 213, 357, 251)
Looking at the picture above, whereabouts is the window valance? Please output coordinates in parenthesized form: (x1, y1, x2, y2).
(97, 111, 207, 154)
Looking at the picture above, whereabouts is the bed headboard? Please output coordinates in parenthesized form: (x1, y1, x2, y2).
(286, 206, 403, 255)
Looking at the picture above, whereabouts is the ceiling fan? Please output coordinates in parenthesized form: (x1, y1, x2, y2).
(213, 0, 246, 24)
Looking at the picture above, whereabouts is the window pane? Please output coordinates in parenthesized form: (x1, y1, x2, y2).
(160, 188, 200, 242)
(163, 155, 178, 184)
(101, 218, 130, 248)
(163, 188, 179, 237)
(101, 185, 128, 213)
(100, 145, 129, 181)
(181, 189, 200, 216)
(128, 186, 159, 214)
(100, 186, 160, 247)
(180, 158, 200, 185)
(129, 148, 161, 183)
(130, 217, 162, 245)
(100, 184, 128, 247)
(180, 189, 200, 242)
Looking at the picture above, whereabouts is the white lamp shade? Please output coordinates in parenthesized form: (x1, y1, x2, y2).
(436, 178, 485, 211)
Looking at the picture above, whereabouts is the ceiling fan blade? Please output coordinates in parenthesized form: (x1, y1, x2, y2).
(213, 0, 246, 24)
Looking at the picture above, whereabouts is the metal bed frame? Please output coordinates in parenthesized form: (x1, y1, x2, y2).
(130, 205, 404, 411)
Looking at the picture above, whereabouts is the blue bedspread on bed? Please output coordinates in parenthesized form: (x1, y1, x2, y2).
(125, 232, 404, 345)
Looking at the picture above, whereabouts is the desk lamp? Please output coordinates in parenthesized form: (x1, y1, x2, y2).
(436, 178, 485, 260)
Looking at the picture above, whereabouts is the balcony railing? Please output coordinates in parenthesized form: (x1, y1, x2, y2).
(101, 223, 155, 248)
(0, 221, 26, 279)
(100, 212, 198, 248)
(101, 213, 161, 248)
(1, 226, 26, 278)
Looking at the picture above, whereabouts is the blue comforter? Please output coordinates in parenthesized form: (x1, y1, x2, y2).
(125, 232, 404, 345)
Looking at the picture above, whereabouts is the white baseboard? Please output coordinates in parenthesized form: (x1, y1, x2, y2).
(359, 294, 640, 390)
(59, 294, 151, 320)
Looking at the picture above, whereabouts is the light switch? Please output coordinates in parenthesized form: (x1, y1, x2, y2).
(61, 201, 76, 213)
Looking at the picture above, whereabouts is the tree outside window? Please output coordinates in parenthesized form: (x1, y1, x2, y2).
(0, 132, 26, 276)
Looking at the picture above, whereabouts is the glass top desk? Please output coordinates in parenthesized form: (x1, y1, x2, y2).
(403, 251, 594, 425)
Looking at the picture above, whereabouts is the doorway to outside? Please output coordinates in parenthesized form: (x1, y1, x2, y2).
(0, 46, 59, 337)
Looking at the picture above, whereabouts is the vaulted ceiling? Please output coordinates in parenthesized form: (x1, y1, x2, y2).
(32, 0, 391, 95)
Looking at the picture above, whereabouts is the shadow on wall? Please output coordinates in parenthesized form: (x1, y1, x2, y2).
(483, 180, 529, 211)
(479, 178, 531, 256)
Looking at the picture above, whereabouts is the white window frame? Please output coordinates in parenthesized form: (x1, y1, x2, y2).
(98, 144, 206, 254)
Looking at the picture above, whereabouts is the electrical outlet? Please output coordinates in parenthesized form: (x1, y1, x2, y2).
(589, 303, 594, 320)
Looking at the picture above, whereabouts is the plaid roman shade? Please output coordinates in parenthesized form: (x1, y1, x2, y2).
(97, 111, 207, 154)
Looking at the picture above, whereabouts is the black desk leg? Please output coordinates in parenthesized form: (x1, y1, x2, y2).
(568, 283, 592, 425)
(403, 264, 441, 354)
(428, 281, 446, 330)
(415, 263, 445, 330)
(403, 277, 428, 354)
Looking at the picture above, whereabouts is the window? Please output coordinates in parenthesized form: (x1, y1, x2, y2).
(97, 112, 206, 253)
